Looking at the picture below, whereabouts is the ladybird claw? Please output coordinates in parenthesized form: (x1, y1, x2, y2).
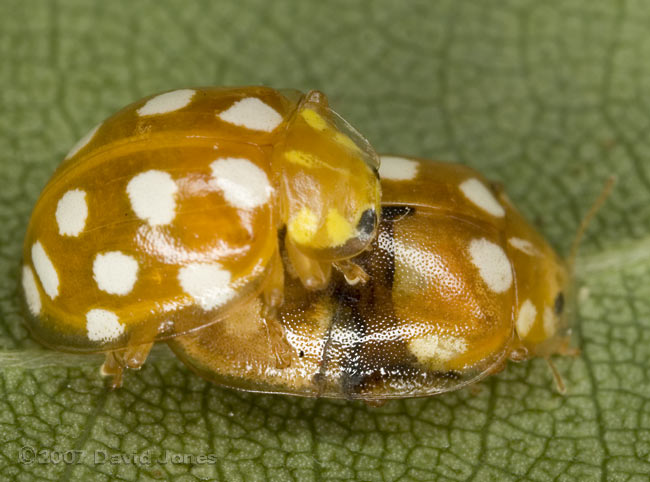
(546, 358, 567, 395)
(285, 237, 331, 290)
(100, 341, 153, 389)
(125, 342, 154, 370)
(100, 351, 125, 389)
(333, 259, 369, 286)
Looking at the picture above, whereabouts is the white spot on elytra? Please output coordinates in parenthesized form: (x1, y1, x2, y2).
(93, 251, 139, 295)
(210, 157, 272, 209)
(127, 170, 178, 226)
(86, 309, 125, 342)
(137, 89, 196, 116)
(515, 299, 537, 339)
(55, 189, 88, 237)
(378, 156, 419, 180)
(543, 306, 557, 337)
(508, 237, 539, 256)
(178, 262, 235, 311)
(218, 97, 283, 132)
(459, 178, 505, 217)
(64, 124, 100, 160)
(31, 241, 59, 299)
(22, 265, 41, 316)
(409, 334, 468, 366)
(468, 238, 513, 293)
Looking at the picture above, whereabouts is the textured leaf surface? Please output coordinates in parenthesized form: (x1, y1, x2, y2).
(1, 0, 649, 480)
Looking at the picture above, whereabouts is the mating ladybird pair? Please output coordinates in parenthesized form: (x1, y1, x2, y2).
(21, 87, 572, 400)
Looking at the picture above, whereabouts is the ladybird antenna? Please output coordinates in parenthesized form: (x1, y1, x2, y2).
(568, 176, 616, 275)
(545, 357, 566, 395)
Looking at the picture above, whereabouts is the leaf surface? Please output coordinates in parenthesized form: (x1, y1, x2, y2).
(1, 0, 649, 480)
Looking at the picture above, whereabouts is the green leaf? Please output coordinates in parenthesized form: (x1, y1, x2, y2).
(1, 0, 648, 480)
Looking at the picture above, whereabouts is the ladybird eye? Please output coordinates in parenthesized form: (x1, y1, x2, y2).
(554, 292, 565, 315)
(356, 208, 377, 241)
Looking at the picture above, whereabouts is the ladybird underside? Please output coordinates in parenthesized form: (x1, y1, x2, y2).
(167, 206, 508, 400)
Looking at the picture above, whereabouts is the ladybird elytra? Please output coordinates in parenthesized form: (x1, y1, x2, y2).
(21, 86, 381, 386)
(167, 155, 573, 401)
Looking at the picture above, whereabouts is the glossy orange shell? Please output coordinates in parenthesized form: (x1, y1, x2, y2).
(21, 86, 380, 352)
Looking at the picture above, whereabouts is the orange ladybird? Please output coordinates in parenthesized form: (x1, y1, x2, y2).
(168, 155, 573, 401)
(21, 86, 380, 386)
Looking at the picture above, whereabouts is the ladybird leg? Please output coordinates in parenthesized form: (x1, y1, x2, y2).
(100, 342, 154, 389)
(545, 358, 567, 395)
(258, 250, 294, 368)
(553, 336, 580, 357)
(508, 346, 529, 362)
(123, 341, 154, 370)
(258, 308, 293, 369)
(333, 259, 369, 285)
(285, 236, 332, 290)
(544, 337, 578, 395)
(122, 321, 158, 371)
(100, 351, 125, 389)
(260, 315, 293, 368)
(262, 248, 285, 310)
(100, 322, 156, 389)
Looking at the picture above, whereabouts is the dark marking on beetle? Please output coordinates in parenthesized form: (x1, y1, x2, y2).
(354, 217, 398, 288)
(334, 218, 415, 398)
(356, 208, 377, 241)
(327, 276, 368, 398)
(376, 225, 397, 287)
(318, 207, 462, 400)
(554, 292, 565, 315)
(381, 205, 414, 221)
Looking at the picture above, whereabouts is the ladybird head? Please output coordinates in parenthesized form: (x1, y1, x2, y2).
(510, 233, 572, 358)
(278, 90, 381, 259)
